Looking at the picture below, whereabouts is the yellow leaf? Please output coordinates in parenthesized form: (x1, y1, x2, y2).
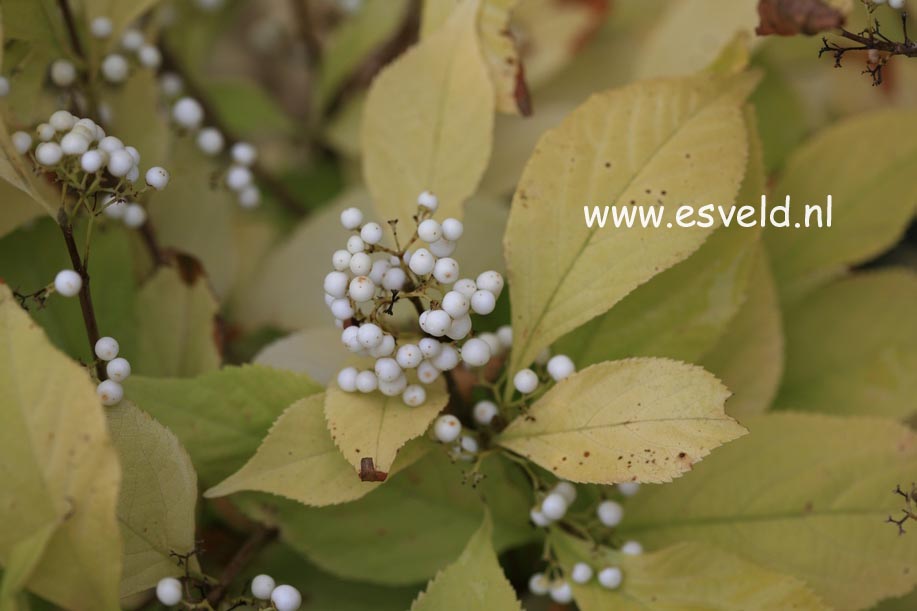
(776, 269, 917, 419)
(504, 74, 754, 375)
(551, 532, 830, 611)
(108, 402, 198, 598)
(0, 284, 121, 611)
(497, 358, 746, 484)
(478, 0, 530, 115)
(324, 379, 449, 475)
(362, 0, 494, 228)
(205, 394, 430, 506)
(410, 512, 522, 610)
(764, 109, 917, 302)
(621, 413, 917, 611)
(702, 246, 784, 419)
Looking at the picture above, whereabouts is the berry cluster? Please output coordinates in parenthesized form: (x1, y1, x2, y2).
(87, 23, 163, 84)
(328, 192, 504, 407)
(12, 110, 169, 209)
(169, 95, 262, 209)
(155, 575, 301, 610)
(94, 336, 131, 406)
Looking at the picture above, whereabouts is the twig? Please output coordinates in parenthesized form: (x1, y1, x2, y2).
(157, 44, 306, 217)
(290, 0, 323, 67)
(820, 15, 917, 85)
(205, 526, 278, 606)
(56, 0, 85, 59)
(58, 211, 106, 380)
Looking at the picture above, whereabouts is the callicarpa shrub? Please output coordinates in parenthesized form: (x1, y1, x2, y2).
(0, 0, 915, 610)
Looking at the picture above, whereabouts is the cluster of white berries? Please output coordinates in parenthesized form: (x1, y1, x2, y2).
(87, 21, 162, 83)
(528, 562, 624, 603)
(94, 336, 130, 406)
(169, 96, 261, 209)
(329, 192, 504, 407)
(873, 0, 907, 9)
(530, 481, 578, 526)
(251, 575, 302, 611)
(12, 110, 169, 195)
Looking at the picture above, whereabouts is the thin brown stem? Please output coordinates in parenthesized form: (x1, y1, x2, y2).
(56, 0, 85, 59)
(58, 212, 105, 380)
(205, 526, 278, 606)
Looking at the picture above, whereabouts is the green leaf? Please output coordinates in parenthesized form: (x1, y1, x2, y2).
(324, 379, 448, 474)
(204, 79, 295, 137)
(0, 219, 139, 365)
(504, 73, 755, 376)
(362, 0, 494, 228)
(0, 180, 42, 240)
(235, 451, 534, 585)
(205, 394, 430, 506)
(620, 413, 917, 611)
(105, 69, 171, 168)
(550, 532, 830, 610)
(0, 284, 121, 611)
(107, 402, 198, 598)
(133, 265, 221, 377)
(764, 109, 917, 301)
(702, 247, 784, 418)
(775, 269, 917, 419)
(635, 0, 759, 79)
(497, 358, 745, 484)
(124, 365, 322, 485)
(410, 512, 522, 611)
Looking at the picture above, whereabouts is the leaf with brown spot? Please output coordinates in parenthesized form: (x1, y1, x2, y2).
(756, 0, 848, 36)
(496, 358, 746, 484)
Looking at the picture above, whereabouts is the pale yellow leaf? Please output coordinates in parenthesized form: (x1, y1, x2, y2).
(497, 358, 746, 484)
(0, 284, 121, 611)
(205, 394, 430, 506)
(362, 0, 494, 228)
(764, 109, 917, 302)
(776, 269, 917, 419)
(702, 246, 784, 419)
(622, 413, 917, 611)
(551, 532, 830, 611)
(254, 327, 352, 386)
(325, 379, 449, 474)
(107, 402, 198, 598)
(504, 74, 754, 374)
(410, 512, 522, 610)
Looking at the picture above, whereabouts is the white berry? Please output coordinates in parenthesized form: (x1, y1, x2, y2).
(429, 238, 456, 257)
(374, 357, 402, 382)
(337, 367, 358, 392)
(36, 123, 55, 141)
(357, 323, 384, 348)
(440, 218, 463, 241)
(617, 482, 641, 497)
(597, 500, 623, 527)
(423, 310, 452, 337)
(36, 142, 63, 166)
(890, 0, 905, 8)
(460, 338, 491, 367)
(340, 207, 364, 229)
(107, 149, 134, 177)
(417, 219, 442, 243)
(408, 248, 435, 276)
(473, 400, 498, 425)
(346, 235, 365, 254)
(360, 222, 383, 245)
(251, 574, 275, 600)
(106, 357, 131, 382)
(541, 492, 568, 521)
(121, 28, 144, 51)
(446, 314, 471, 341)
(453, 278, 476, 298)
(349, 252, 372, 276)
(549, 581, 573, 604)
(417, 360, 440, 384)
(417, 190, 438, 210)
(378, 374, 407, 397)
(54, 269, 82, 297)
(172, 97, 204, 129)
(331, 249, 352, 271)
(431, 344, 459, 371)
(382, 267, 406, 291)
(50, 60, 77, 87)
(396, 344, 422, 369)
(418, 338, 442, 358)
(101, 54, 129, 83)
(547, 355, 576, 382)
(49, 110, 76, 131)
(348, 276, 376, 302)
(571, 562, 593, 584)
(513, 369, 538, 394)
(97, 379, 124, 406)
(402, 384, 426, 406)
(528, 572, 550, 595)
(160, 72, 183, 97)
(433, 415, 461, 443)
(476, 271, 504, 297)
(80, 150, 105, 173)
(0, 76, 8, 97)
(369, 333, 395, 357)
(598, 566, 623, 589)
(196, 127, 224, 155)
(226, 165, 253, 191)
(138, 44, 162, 69)
(330, 298, 354, 321)
(432, 257, 459, 284)
(90, 16, 113, 38)
(470, 290, 496, 315)
(155, 577, 183, 606)
(355, 371, 378, 393)
(270, 584, 302, 611)
(554, 481, 577, 505)
(95, 336, 120, 360)
(323, 271, 348, 298)
(621, 540, 643, 556)
(231, 141, 257, 166)
(123, 203, 147, 228)
(238, 186, 261, 209)
(530, 507, 551, 527)
(12, 131, 32, 154)
(145, 166, 170, 190)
